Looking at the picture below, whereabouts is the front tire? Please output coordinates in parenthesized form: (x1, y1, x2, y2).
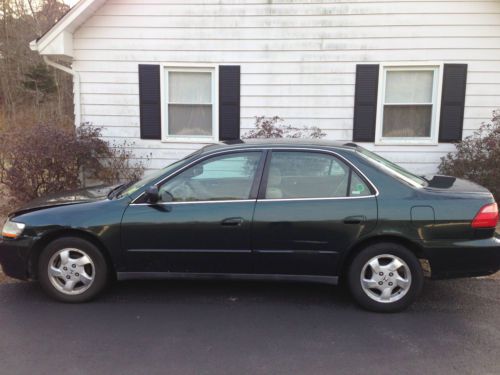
(348, 242, 423, 312)
(38, 237, 108, 303)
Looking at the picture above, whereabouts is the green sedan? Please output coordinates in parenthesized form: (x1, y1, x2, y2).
(1, 141, 499, 312)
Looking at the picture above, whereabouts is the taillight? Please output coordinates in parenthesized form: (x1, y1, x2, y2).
(471, 203, 499, 228)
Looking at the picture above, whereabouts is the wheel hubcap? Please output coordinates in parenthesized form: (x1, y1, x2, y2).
(360, 254, 412, 304)
(47, 248, 95, 295)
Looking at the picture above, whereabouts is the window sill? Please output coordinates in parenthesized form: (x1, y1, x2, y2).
(161, 136, 218, 144)
(374, 138, 439, 146)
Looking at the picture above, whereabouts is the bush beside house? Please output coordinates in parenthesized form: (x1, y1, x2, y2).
(0, 124, 147, 205)
(438, 111, 500, 202)
(0, 122, 149, 284)
(242, 116, 326, 140)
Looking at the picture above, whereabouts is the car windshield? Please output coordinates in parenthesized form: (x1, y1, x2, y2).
(356, 147, 427, 188)
(117, 150, 202, 198)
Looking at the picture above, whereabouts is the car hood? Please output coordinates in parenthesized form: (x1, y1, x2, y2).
(423, 175, 491, 195)
(10, 184, 121, 217)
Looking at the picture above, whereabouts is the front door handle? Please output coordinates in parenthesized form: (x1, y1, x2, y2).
(343, 215, 366, 225)
(221, 217, 244, 226)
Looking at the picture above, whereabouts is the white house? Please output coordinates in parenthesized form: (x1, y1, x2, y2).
(30, 0, 500, 174)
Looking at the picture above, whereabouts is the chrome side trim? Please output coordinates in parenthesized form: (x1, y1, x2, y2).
(131, 196, 374, 205)
(130, 146, 379, 205)
(127, 248, 251, 253)
(257, 196, 374, 203)
(131, 199, 255, 206)
(254, 249, 337, 254)
(116, 271, 339, 285)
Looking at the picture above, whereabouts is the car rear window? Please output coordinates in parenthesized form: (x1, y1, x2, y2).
(356, 147, 427, 188)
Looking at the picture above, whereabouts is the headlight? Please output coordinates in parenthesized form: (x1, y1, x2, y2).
(2, 219, 26, 239)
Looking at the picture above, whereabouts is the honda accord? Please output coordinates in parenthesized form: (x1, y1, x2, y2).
(1, 141, 499, 312)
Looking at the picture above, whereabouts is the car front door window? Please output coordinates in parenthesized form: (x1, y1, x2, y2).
(159, 152, 262, 202)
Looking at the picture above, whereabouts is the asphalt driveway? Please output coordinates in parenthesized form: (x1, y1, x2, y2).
(0, 278, 499, 375)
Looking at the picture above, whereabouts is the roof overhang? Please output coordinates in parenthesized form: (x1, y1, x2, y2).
(30, 0, 106, 58)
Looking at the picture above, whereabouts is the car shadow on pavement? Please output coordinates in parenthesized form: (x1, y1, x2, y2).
(101, 277, 498, 312)
(4, 276, 498, 315)
(104, 278, 356, 309)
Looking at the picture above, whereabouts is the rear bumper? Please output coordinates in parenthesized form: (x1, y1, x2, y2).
(422, 236, 500, 279)
(0, 237, 33, 280)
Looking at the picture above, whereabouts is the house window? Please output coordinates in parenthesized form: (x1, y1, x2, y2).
(376, 65, 441, 144)
(164, 68, 216, 140)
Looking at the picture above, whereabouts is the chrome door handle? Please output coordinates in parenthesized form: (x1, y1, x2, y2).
(221, 217, 244, 226)
(343, 216, 366, 224)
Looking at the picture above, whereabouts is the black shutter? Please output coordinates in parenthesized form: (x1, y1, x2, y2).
(138, 64, 161, 140)
(219, 65, 240, 141)
(439, 64, 468, 143)
(352, 64, 379, 142)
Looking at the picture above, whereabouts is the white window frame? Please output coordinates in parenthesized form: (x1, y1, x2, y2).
(375, 63, 443, 146)
(160, 63, 219, 143)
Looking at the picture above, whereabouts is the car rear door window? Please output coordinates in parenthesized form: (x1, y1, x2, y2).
(264, 151, 370, 199)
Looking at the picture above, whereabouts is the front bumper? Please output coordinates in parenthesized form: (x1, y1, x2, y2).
(422, 236, 500, 279)
(0, 236, 33, 280)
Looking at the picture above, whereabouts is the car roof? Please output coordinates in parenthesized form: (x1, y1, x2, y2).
(199, 139, 359, 154)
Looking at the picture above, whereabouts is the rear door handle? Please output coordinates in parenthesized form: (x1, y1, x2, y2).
(343, 215, 366, 225)
(221, 217, 244, 226)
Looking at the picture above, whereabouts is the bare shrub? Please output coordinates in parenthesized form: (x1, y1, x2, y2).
(0, 123, 147, 204)
(242, 116, 326, 139)
(438, 110, 500, 201)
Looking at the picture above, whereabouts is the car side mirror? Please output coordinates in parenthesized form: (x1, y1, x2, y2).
(145, 186, 160, 204)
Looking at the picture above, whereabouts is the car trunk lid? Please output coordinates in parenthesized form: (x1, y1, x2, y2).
(423, 175, 492, 196)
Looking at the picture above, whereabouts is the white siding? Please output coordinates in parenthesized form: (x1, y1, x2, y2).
(72, 0, 500, 173)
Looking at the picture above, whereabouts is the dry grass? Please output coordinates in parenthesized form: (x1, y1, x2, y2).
(488, 272, 500, 280)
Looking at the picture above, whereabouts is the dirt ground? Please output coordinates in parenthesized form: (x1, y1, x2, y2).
(0, 197, 8, 283)
(0, 206, 13, 283)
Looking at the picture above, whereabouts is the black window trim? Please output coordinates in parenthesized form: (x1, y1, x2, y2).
(131, 147, 379, 205)
(353, 62, 468, 145)
(346, 168, 353, 197)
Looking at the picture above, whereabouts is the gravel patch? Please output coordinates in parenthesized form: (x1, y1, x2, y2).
(0, 267, 16, 284)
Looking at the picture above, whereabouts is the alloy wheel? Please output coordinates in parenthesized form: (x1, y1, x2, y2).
(47, 248, 95, 295)
(360, 254, 412, 304)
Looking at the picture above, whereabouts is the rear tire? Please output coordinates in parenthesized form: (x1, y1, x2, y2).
(38, 237, 108, 303)
(348, 242, 423, 312)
